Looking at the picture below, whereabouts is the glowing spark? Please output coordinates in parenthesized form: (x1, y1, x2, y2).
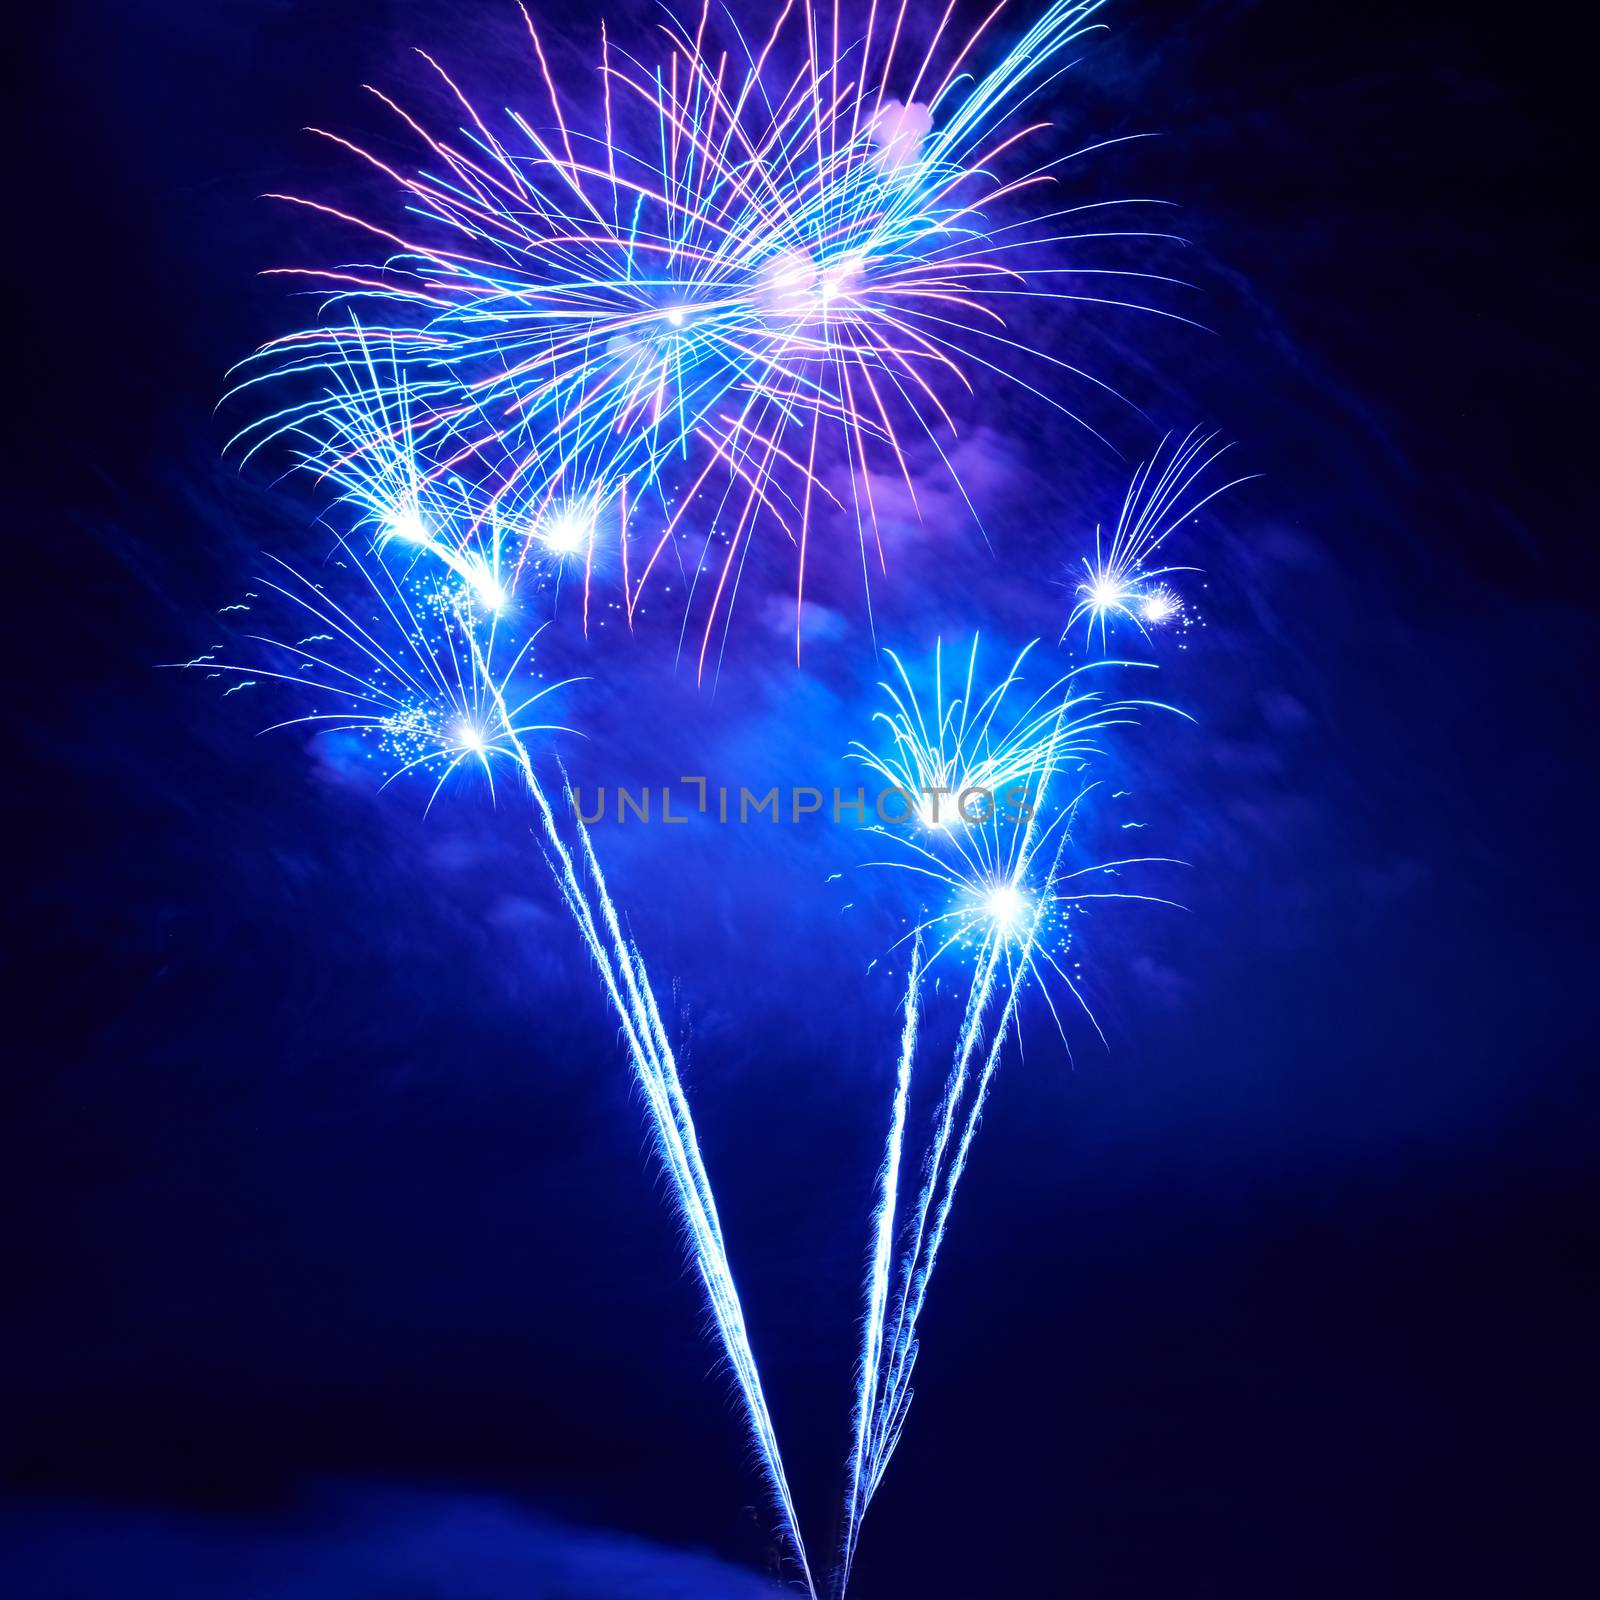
(1073, 570, 1137, 636)
(1140, 584, 1181, 624)
(383, 507, 428, 545)
(537, 505, 593, 557)
(984, 881, 1028, 929)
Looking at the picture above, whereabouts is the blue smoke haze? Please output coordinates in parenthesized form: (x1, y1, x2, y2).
(2, 1486, 788, 1596)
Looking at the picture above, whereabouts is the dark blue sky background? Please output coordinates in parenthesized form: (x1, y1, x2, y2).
(7, 1, 1596, 1595)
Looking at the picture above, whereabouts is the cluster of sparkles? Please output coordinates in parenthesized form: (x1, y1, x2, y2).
(276, 329, 615, 626)
(230, 0, 1193, 670)
(837, 636, 1183, 1592)
(176, 537, 574, 808)
(375, 699, 450, 765)
(1137, 580, 1184, 626)
(1067, 427, 1255, 648)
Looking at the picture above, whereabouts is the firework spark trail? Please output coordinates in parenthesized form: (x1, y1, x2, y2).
(840, 934, 923, 1590)
(852, 438, 1245, 1488)
(560, 777, 816, 1591)
(470, 635, 819, 1594)
(498, 731, 821, 1593)
(859, 864, 1031, 1503)
(864, 852, 1057, 1501)
(867, 927, 1004, 1463)
(864, 845, 1186, 1517)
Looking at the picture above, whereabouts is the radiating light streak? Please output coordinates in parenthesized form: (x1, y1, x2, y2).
(850, 636, 1088, 829)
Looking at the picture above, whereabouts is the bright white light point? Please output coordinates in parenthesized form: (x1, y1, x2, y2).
(985, 883, 1026, 929)
(1089, 577, 1124, 611)
(664, 306, 686, 328)
(818, 256, 858, 303)
(472, 574, 508, 611)
(539, 508, 592, 556)
(383, 508, 428, 545)
(1141, 591, 1177, 624)
(456, 721, 486, 754)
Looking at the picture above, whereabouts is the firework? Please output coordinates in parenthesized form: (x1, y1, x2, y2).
(230, 0, 1190, 668)
(174, 538, 816, 1593)
(850, 636, 1074, 828)
(838, 637, 1185, 1590)
(1066, 427, 1255, 648)
(171, 534, 571, 802)
(186, 0, 1238, 1582)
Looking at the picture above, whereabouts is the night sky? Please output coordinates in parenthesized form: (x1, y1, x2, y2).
(7, 2, 1596, 1596)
